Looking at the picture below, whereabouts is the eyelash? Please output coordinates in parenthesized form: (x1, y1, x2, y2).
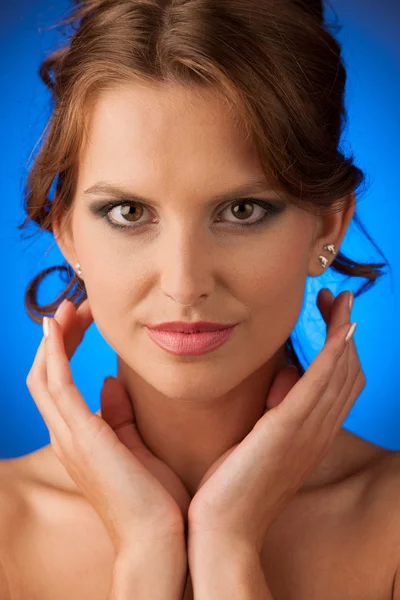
(94, 198, 282, 232)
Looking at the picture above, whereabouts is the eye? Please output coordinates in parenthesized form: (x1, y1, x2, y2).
(107, 203, 149, 228)
(95, 198, 284, 231)
(216, 200, 277, 226)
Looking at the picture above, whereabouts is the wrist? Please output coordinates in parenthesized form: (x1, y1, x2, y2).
(189, 532, 257, 566)
(110, 537, 187, 600)
(188, 537, 265, 600)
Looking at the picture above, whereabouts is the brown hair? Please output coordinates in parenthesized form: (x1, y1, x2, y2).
(18, 0, 390, 376)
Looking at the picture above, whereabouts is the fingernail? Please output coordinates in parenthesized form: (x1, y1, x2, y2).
(345, 322, 357, 344)
(348, 292, 354, 313)
(104, 376, 114, 385)
(43, 317, 50, 339)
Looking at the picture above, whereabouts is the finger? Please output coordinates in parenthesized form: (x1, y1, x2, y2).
(319, 333, 364, 430)
(325, 290, 352, 338)
(101, 377, 135, 438)
(332, 365, 366, 435)
(271, 320, 352, 427)
(264, 290, 343, 414)
(27, 299, 86, 427)
(314, 289, 354, 409)
(306, 319, 360, 437)
(265, 366, 301, 411)
(26, 301, 72, 439)
(75, 298, 94, 334)
(44, 316, 94, 432)
(60, 299, 94, 361)
(316, 288, 335, 325)
(319, 288, 357, 412)
(101, 377, 149, 454)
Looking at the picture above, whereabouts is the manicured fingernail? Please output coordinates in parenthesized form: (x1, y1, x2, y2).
(345, 322, 357, 344)
(348, 292, 354, 313)
(43, 317, 50, 339)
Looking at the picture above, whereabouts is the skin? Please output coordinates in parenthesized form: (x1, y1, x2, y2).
(53, 80, 357, 502)
(2, 80, 397, 600)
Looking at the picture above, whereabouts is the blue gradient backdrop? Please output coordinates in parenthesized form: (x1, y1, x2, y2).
(1, 1, 399, 458)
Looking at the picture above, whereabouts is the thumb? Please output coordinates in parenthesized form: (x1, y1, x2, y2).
(265, 366, 301, 411)
(100, 377, 148, 454)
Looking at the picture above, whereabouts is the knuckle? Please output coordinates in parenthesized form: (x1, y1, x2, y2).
(48, 381, 64, 399)
(71, 414, 106, 454)
(26, 370, 34, 388)
(26, 373, 32, 390)
(356, 369, 367, 392)
(26, 371, 39, 393)
(49, 380, 73, 399)
(313, 374, 330, 395)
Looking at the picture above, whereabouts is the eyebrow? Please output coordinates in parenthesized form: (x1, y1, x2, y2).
(83, 179, 276, 207)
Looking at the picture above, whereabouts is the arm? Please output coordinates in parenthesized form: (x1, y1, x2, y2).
(189, 537, 275, 600)
(108, 537, 188, 600)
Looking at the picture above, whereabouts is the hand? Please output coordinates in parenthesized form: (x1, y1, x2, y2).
(187, 289, 365, 555)
(26, 298, 191, 555)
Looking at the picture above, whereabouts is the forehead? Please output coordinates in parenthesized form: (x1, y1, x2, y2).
(78, 82, 262, 184)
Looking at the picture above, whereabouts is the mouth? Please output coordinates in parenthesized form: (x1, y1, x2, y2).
(145, 324, 237, 356)
(146, 321, 238, 334)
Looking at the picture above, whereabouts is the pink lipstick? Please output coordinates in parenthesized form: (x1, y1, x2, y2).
(146, 325, 236, 356)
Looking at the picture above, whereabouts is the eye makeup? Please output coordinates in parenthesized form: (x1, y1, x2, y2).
(88, 197, 286, 233)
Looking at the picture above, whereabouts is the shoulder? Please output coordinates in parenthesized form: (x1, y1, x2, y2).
(0, 450, 116, 600)
(377, 451, 400, 600)
(0, 448, 81, 599)
(364, 449, 400, 510)
(363, 450, 400, 588)
(0, 458, 31, 599)
(0, 458, 30, 538)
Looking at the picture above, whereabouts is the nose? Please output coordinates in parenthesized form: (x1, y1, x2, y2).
(160, 227, 216, 307)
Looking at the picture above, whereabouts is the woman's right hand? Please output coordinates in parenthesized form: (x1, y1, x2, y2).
(26, 298, 191, 556)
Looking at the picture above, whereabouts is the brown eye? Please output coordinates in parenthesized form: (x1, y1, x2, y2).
(109, 203, 147, 225)
(216, 199, 271, 226)
(231, 202, 255, 220)
(94, 197, 283, 232)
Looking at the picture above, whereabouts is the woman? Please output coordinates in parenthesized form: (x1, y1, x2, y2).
(0, 0, 397, 598)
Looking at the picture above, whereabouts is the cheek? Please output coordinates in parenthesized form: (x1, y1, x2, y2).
(241, 230, 309, 311)
(73, 215, 147, 294)
(241, 229, 311, 351)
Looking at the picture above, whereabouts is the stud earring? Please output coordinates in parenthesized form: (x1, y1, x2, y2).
(75, 263, 83, 277)
(318, 243, 336, 269)
(323, 244, 336, 256)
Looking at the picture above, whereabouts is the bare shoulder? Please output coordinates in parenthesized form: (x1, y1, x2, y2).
(364, 448, 400, 509)
(363, 449, 400, 582)
(0, 456, 30, 540)
(0, 447, 115, 600)
(0, 457, 32, 599)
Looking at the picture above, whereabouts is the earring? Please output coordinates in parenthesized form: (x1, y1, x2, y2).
(318, 243, 336, 269)
(323, 244, 336, 256)
(75, 263, 83, 277)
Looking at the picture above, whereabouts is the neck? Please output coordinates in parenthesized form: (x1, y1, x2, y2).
(114, 346, 288, 496)
(43, 348, 380, 501)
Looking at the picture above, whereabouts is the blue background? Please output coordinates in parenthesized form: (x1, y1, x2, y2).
(1, 0, 399, 458)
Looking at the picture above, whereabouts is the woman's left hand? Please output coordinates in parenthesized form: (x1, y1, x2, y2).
(187, 288, 366, 556)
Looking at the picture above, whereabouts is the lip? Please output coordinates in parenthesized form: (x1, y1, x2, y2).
(146, 321, 238, 333)
(146, 325, 237, 356)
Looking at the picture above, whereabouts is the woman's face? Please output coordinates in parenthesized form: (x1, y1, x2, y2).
(61, 82, 320, 399)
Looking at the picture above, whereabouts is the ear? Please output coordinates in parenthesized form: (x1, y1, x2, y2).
(52, 204, 78, 273)
(308, 192, 356, 277)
